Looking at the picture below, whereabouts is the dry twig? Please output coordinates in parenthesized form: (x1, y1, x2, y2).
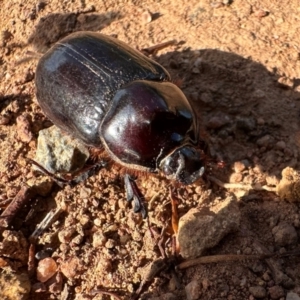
(0, 184, 36, 228)
(207, 175, 277, 192)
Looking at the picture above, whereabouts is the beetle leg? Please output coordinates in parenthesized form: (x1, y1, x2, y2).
(140, 40, 176, 56)
(28, 158, 106, 187)
(70, 161, 107, 185)
(124, 174, 148, 219)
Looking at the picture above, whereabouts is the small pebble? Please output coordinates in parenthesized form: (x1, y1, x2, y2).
(272, 222, 298, 246)
(268, 285, 285, 299)
(26, 176, 53, 196)
(0, 258, 8, 268)
(202, 278, 210, 291)
(0, 114, 10, 125)
(119, 234, 130, 244)
(233, 161, 247, 173)
(210, 1, 224, 8)
(257, 135, 273, 148)
(219, 283, 229, 296)
(257, 117, 265, 125)
(206, 113, 230, 129)
(249, 261, 264, 273)
(275, 141, 286, 150)
(16, 114, 33, 143)
(262, 272, 271, 281)
(97, 257, 112, 273)
(185, 280, 201, 300)
(249, 286, 267, 298)
(78, 214, 90, 227)
(127, 211, 143, 229)
(229, 173, 243, 183)
(236, 117, 256, 132)
(58, 226, 76, 243)
(141, 10, 152, 23)
(36, 258, 57, 283)
(93, 218, 102, 227)
(265, 175, 280, 186)
(32, 282, 46, 292)
(105, 239, 116, 249)
(47, 272, 63, 294)
(254, 9, 269, 18)
(243, 247, 252, 255)
(92, 231, 107, 248)
(71, 234, 83, 245)
(168, 276, 178, 291)
(60, 257, 80, 279)
(79, 188, 91, 199)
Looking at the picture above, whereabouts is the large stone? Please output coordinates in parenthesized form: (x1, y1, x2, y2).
(178, 195, 240, 258)
(35, 126, 90, 174)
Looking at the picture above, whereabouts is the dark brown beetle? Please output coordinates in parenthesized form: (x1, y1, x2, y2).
(35, 31, 206, 216)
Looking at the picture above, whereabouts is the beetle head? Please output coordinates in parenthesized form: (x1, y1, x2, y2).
(159, 145, 205, 184)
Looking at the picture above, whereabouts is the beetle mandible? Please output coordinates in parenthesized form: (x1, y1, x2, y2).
(35, 31, 206, 199)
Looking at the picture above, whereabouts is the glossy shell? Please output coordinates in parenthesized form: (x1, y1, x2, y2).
(36, 31, 170, 147)
(35, 31, 204, 181)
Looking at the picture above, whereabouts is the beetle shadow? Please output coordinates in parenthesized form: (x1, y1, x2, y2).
(134, 48, 300, 299)
(28, 11, 121, 52)
(157, 49, 300, 190)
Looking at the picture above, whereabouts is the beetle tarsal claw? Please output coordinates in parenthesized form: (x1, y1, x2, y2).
(175, 153, 185, 178)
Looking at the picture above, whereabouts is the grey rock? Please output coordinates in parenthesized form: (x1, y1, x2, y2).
(35, 126, 90, 174)
(249, 286, 267, 298)
(178, 195, 241, 258)
(272, 222, 298, 247)
(286, 292, 300, 300)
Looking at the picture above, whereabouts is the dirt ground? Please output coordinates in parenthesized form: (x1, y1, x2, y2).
(1, 0, 300, 299)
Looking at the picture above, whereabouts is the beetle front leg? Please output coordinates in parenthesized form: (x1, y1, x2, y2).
(124, 174, 148, 219)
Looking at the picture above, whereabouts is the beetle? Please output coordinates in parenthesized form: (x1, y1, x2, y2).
(35, 31, 206, 216)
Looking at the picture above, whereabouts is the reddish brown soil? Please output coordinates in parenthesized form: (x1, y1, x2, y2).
(0, 1, 300, 299)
